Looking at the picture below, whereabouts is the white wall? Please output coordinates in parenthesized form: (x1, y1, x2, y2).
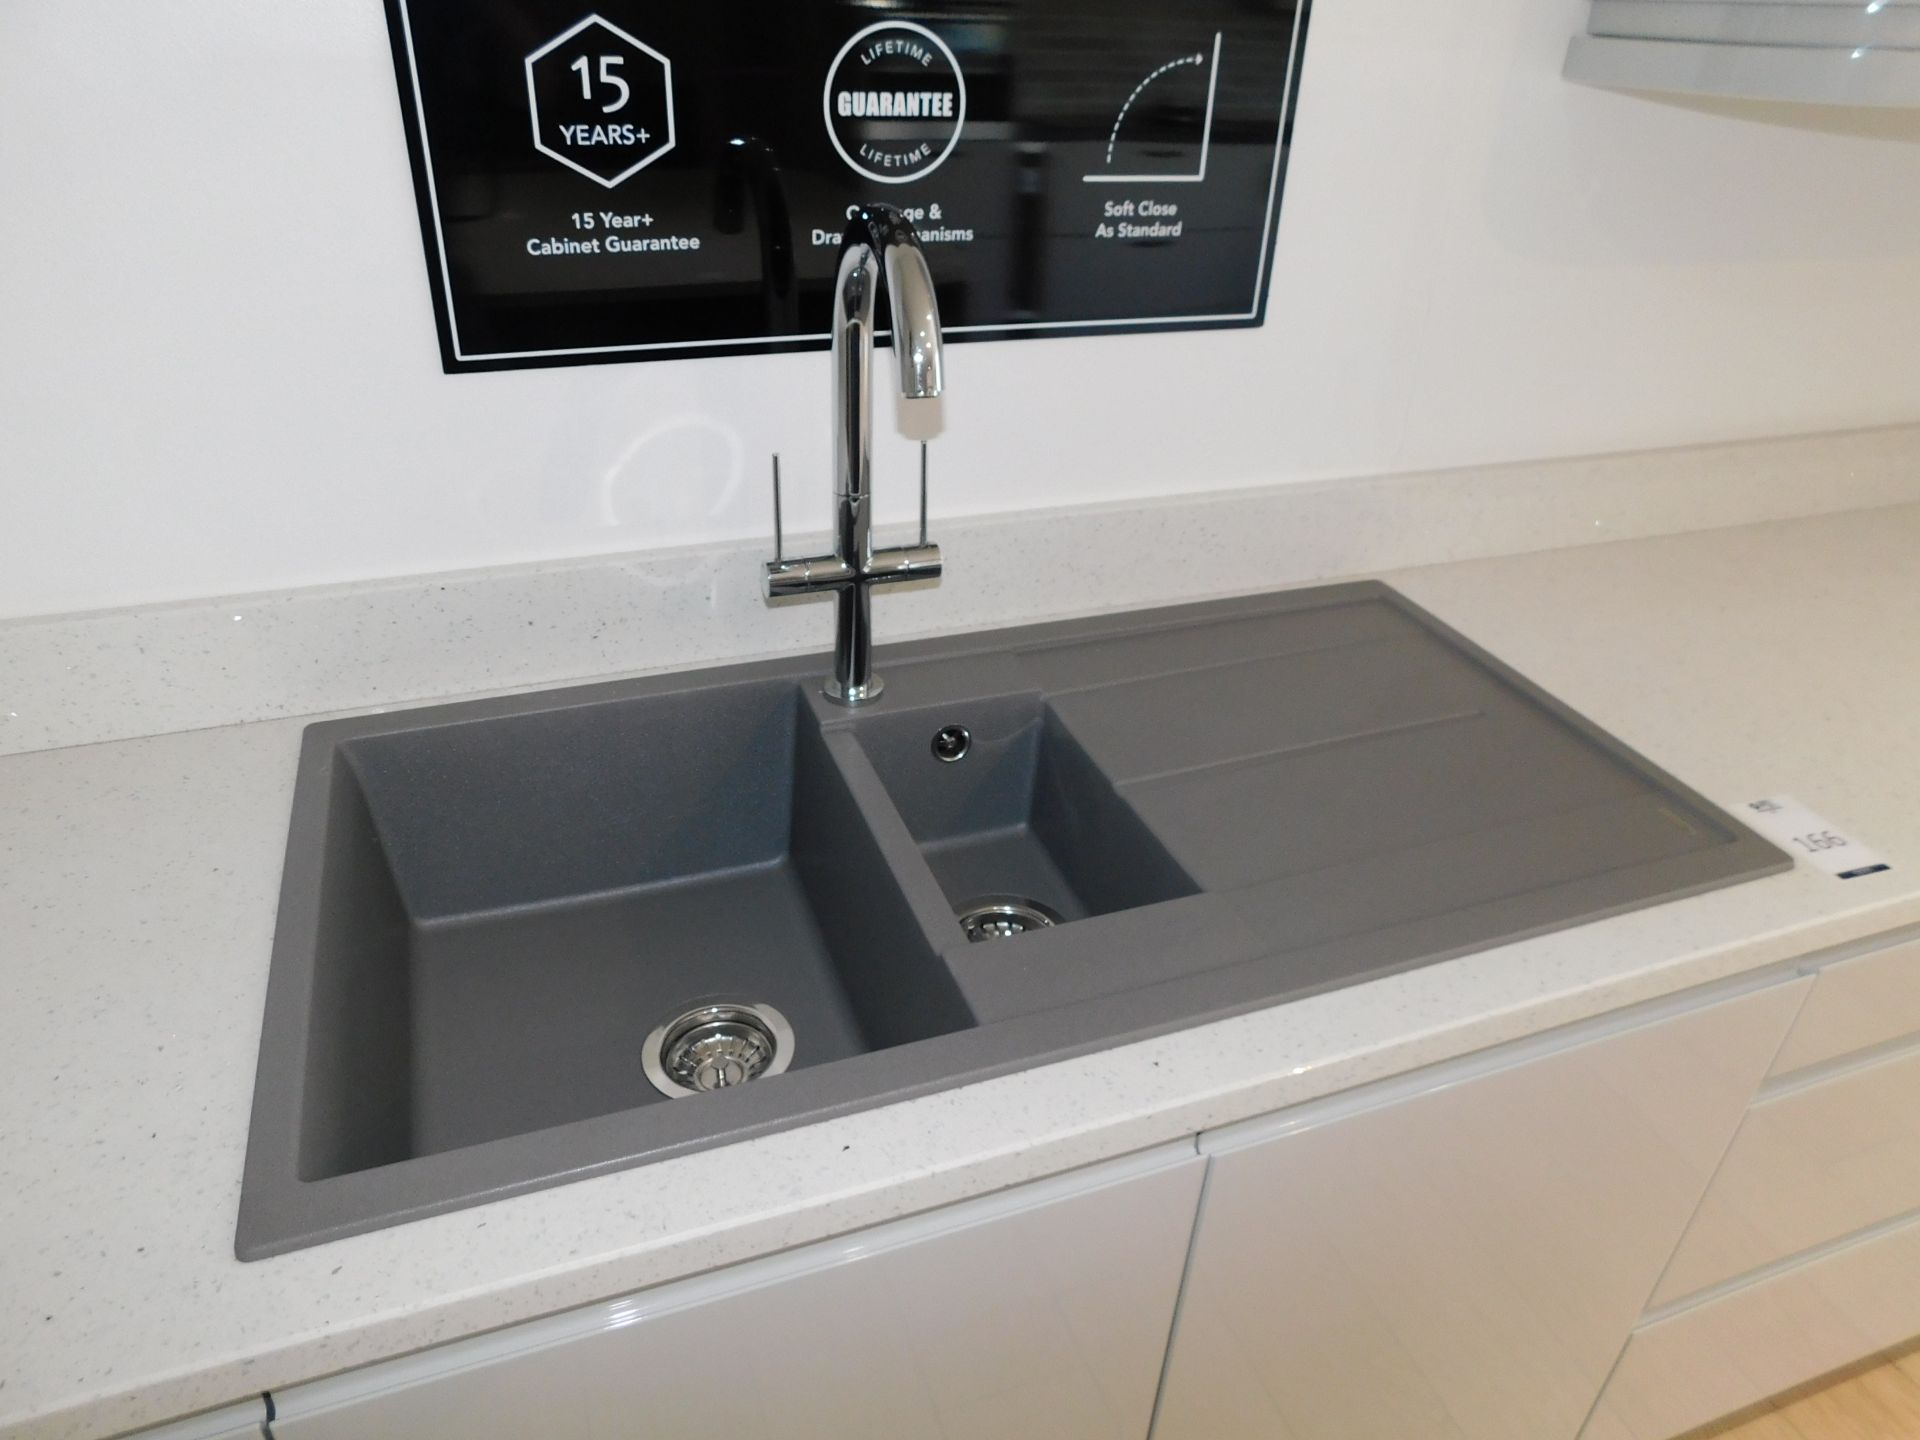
(4, 0, 1920, 620)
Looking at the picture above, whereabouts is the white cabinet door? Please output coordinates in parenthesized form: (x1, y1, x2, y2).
(272, 1142, 1202, 1440)
(125, 1399, 266, 1439)
(1152, 980, 1809, 1440)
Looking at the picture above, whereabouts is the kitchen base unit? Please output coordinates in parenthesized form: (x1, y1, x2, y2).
(1584, 927, 1920, 1438)
(267, 1142, 1202, 1440)
(1151, 977, 1810, 1440)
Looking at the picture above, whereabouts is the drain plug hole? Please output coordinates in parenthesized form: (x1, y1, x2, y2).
(643, 1003, 795, 1098)
(956, 896, 1063, 943)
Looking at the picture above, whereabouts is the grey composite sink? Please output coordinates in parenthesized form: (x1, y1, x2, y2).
(239, 583, 1789, 1257)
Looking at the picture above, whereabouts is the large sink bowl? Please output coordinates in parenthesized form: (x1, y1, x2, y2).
(239, 674, 976, 1258)
(304, 678, 970, 1167)
(240, 584, 1789, 1257)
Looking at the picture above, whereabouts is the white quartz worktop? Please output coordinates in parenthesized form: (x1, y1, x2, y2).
(4, 504, 1918, 1440)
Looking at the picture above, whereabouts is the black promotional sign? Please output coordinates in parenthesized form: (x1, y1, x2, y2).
(383, 1, 1311, 371)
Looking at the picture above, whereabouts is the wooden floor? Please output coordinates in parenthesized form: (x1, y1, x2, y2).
(1694, 1342, 1920, 1439)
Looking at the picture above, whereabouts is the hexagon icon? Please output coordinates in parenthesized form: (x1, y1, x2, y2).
(524, 15, 675, 188)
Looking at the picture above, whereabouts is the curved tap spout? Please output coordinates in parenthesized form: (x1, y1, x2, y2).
(763, 205, 946, 706)
(816, 204, 945, 704)
(833, 205, 944, 513)
(844, 204, 944, 399)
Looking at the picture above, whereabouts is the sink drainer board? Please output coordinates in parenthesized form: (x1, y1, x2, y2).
(237, 582, 1789, 1258)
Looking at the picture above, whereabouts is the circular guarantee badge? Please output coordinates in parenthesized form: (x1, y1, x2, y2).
(822, 20, 967, 186)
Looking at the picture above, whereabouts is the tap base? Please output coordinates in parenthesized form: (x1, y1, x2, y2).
(823, 674, 885, 707)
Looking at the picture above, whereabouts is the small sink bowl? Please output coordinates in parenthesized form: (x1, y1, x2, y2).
(848, 695, 1198, 941)
(239, 677, 972, 1258)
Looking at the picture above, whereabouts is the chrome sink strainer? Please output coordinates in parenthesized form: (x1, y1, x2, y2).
(956, 896, 1063, 943)
(644, 1002, 794, 1098)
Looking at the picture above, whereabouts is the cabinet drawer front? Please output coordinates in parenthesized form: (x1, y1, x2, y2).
(1586, 1211, 1920, 1440)
(1652, 1040, 1920, 1306)
(271, 1145, 1202, 1440)
(1771, 935, 1920, 1077)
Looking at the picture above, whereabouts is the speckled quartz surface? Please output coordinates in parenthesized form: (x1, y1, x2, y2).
(4, 504, 1919, 1440)
(6, 421, 1920, 759)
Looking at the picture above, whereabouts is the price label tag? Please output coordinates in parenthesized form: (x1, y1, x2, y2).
(1742, 796, 1892, 880)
